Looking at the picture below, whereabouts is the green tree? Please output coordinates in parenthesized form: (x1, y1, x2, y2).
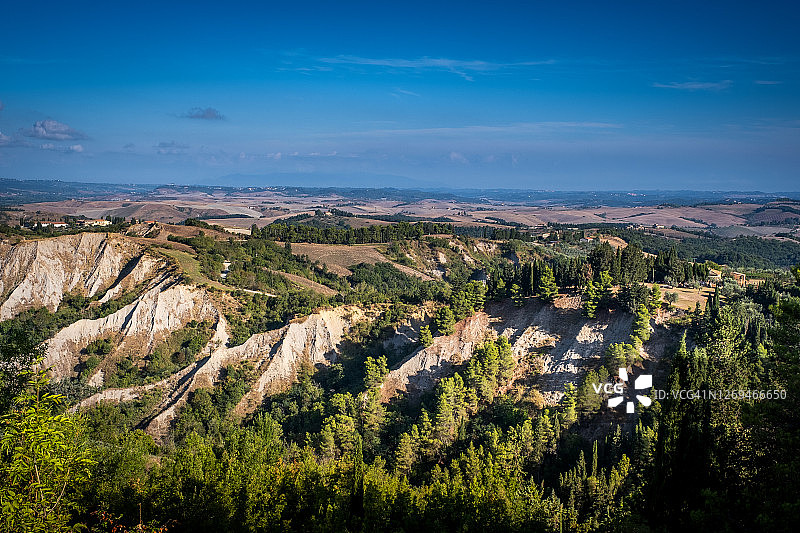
(510, 283, 524, 307)
(578, 367, 609, 415)
(583, 280, 598, 318)
(605, 342, 640, 372)
(394, 433, 415, 476)
(664, 291, 679, 307)
(0, 327, 44, 415)
(632, 303, 651, 343)
(561, 383, 578, 427)
(363, 355, 388, 390)
(597, 270, 614, 308)
(419, 325, 433, 347)
(434, 307, 456, 336)
(649, 284, 662, 314)
(0, 370, 95, 532)
(618, 282, 650, 314)
(537, 265, 558, 302)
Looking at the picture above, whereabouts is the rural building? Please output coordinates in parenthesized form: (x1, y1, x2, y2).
(85, 219, 112, 227)
(732, 271, 746, 286)
(40, 221, 68, 228)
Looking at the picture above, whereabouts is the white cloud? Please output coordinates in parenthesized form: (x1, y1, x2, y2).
(754, 80, 782, 85)
(24, 119, 87, 140)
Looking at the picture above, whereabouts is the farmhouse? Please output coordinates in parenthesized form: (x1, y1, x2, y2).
(84, 219, 112, 227)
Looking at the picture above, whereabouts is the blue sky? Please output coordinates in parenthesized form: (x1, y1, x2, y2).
(1, 0, 798, 190)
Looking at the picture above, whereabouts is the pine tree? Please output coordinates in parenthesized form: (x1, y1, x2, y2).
(394, 433, 415, 476)
(363, 356, 388, 390)
(492, 276, 506, 300)
(434, 307, 456, 336)
(419, 325, 433, 347)
(510, 283, 524, 307)
(649, 284, 662, 315)
(496, 335, 514, 384)
(598, 270, 614, 308)
(583, 280, 598, 318)
(632, 303, 651, 343)
(562, 383, 578, 426)
(537, 265, 559, 302)
(451, 290, 472, 320)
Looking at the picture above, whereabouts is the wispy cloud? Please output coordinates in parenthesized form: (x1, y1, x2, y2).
(22, 119, 87, 140)
(155, 141, 189, 155)
(181, 107, 225, 120)
(391, 88, 421, 98)
(754, 80, 782, 85)
(325, 121, 622, 138)
(40, 143, 84, 153)
(315, 55, 556, 81)
(0, 100, 4, 113)
(0, 131, 30, 148)
(652, 80, 733, 91)
(449, 151, 469, 164)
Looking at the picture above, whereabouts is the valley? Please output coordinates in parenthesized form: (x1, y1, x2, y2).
(1, 202, 798, 532)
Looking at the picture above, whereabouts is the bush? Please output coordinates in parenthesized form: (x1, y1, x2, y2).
(85, 337, 113, 356)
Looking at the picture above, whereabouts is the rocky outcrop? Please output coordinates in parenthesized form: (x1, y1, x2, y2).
(45, 279, 219, 379)
(73, 305, 370, 439)
(382, 312, 490, 402)
(0, 233, 161, 320)
(141, 305, 369, 439)
(381, 298, 640, 405)
(488, 300, 634, 404)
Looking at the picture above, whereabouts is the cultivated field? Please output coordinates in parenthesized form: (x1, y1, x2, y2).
(11, 187, 799, 240)
(289, 242, 432, 280)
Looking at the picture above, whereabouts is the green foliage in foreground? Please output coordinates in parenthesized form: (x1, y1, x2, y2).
(0, 370, 95, 533)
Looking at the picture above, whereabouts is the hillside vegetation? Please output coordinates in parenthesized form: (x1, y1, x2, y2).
(1, 221, 799, 532)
